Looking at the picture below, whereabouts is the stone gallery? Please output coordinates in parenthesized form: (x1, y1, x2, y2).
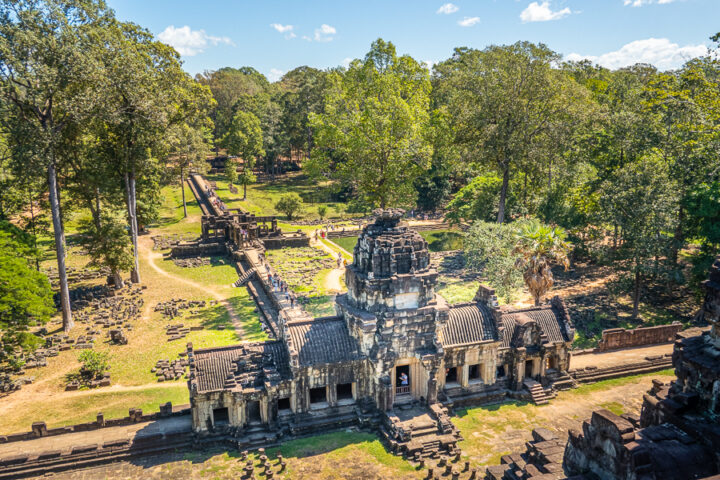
(187, 209, 575, 452)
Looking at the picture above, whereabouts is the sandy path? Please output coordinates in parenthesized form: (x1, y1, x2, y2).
(140, 237, 245, 337)
(311, 238, 346, 293)
(570, 343, 673, 369)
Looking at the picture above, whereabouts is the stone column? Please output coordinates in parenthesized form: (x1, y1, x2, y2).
(461, 365, 469, 388)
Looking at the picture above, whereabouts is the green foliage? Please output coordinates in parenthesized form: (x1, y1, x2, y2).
(275, 193, 304, 220)
(464, 221, 524, 302)
(317, 205, 328, 220)
(513, 219, 571, 305)
(78, 211, 135, 282)
(446, 174, 519, 224)
(309, 39, 433, 208)
(0, 222, 54, 368)
(224, 158, 238, 184)
(78, 350, 110, 378)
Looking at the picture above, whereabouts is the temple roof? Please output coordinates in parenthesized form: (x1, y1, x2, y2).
(191, 341, 291, 394)
(287, 317, 362, 367)
(500, 305, 572, 348)
(440, 303, 498, 347)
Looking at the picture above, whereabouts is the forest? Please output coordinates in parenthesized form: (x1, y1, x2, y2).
(1, 0, 719, 366)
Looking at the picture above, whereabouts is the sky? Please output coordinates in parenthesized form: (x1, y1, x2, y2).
(106, 0, 720, 81)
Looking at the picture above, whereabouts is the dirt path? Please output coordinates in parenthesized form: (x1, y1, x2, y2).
(570, 343, 673, 369)
(139, 237, 245, 337)
(311, 238, 346, 293)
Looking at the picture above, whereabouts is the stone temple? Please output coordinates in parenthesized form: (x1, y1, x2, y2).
(187, 209, 575, 454)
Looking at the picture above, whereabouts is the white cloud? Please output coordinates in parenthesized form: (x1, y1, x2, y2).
(458, 16, 481, 27)
(624, 0, 675, 6)
(314, 24, 336, 42)
(566, 38, 707, 70)
(158, 25, 233, 56)
(520, 2, 572, 22)
(270, 23, 293, 33)
(341, 57, 353, 68)
(436, 3, 459, 14)
(268, 68, 285, 82)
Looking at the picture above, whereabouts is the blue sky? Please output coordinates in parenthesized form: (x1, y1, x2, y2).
(107, 0, 720, 80)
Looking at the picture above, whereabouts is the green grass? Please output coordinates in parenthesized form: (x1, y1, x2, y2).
(207, 172, 349, 221)
(422, 230, 463, 252)
(333, 236, 359, 253)
(436, 279, 480, 304)
(2, 385, 189, 434)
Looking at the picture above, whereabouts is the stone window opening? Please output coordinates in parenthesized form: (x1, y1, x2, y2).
(277, 397, 291, 415)
(309, 386, 328, 409)
(496, 365, 506, 378)
(213, 407, 229, 425)
(336, 383, 354, 404)
(445, 366, 460, 386)
(469, 364, 483, 383)
(396, 365, 410, 395)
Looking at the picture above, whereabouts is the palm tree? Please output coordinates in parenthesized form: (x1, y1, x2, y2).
(513, 220, 571, 306)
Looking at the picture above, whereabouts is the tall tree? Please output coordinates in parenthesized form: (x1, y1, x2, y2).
(436, 42, 593, 223)
(309, 39, 433, 208)
(0, 0, 113, 331)
(221, 110, 264, 200)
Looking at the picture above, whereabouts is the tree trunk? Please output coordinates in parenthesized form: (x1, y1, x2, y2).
(180, 167, 187, 218)
(124, 171, 141, 284)
(48, 162, 73, 332)
(95, 187, 101, 231)
(243, 181, 247, 201)
(548, 159, 552, 191)
(669, 204, 684, 268)
(632, 270, 641, 319)
(28, 185, 39, 271)
(112, 271, 124, 289)
(497, 164, 510, 224)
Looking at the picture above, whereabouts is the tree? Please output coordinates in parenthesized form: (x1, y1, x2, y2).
(513, 220, 571, 306)
(77, 350, 110, 378)
(317, 205, 328, 220)
(166, 120, 214, 217)
(275, 193, 303, 220)
(0, 0, 113, 330)
(221, 110, 264, 200)
(464, 221, 524, 303)
(224, 157, 238, 185)
(0, 222, 54, 369)
(78, 210, 135, 287)
(436, 42, 593, 223)
(309, 39, 433, 208)
(446, 174, 520, 224)
(600, 153, 677, 318)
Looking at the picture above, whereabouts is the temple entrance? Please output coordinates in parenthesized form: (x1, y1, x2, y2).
(213, 407, 229, 426)
(525, 360, 535, 379)
(445, 366, 459, 386)
(246, 401, 261, 424)
(395, 365, 410, 396)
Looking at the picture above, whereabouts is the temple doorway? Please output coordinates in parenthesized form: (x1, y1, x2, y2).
(246, 401, 261, 424)
(396, 365, 410, 396)
(525, 360, 535, 378)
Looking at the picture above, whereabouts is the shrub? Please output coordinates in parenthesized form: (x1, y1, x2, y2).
(275, 193, 304, 220)
(78, 350, 110, 378)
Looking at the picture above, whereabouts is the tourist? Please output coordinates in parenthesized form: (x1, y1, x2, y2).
(400, 372, 408, 386)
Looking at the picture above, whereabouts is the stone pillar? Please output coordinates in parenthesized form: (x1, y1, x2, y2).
(426, 370, 438, 404)
(328, 384, 338, 407)
(461, 365, 469, 388)
(31, 422, 47, 438)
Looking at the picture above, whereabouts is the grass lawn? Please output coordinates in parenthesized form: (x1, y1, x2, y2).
(453, 369, 674, 465)
(436, 278, 480, 304)
(110, 431, 424, 480)
(207, 172, 350, 222)
(3, 385, 189, 434)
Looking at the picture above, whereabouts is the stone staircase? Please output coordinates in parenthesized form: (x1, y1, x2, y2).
(381, 404, 462, 460)
(524, 379, 553, 406)
(233, 268, 257, 287)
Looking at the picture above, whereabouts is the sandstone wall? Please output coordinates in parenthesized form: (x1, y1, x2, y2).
(596, 323, 682, 352)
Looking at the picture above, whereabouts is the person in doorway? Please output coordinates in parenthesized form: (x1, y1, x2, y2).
(400, 372, 409, 386)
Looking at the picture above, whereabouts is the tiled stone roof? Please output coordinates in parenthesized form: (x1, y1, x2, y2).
(500, 306, 571, 348)
(192, 341, 290, 394)
(287, 317, 361, 367)
(440, 303, 498, 347)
